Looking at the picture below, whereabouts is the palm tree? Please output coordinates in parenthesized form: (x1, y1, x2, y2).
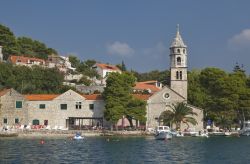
(160, 102, 198, 130)
(159, 110, 174, 127)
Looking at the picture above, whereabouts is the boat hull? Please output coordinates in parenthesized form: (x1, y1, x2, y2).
(155, 132, 172, 140)
(73, 136, 84, 140)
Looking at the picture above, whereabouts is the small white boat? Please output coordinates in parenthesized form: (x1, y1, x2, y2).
(155, 126, 172, 140)
(73, 132, 84, 140)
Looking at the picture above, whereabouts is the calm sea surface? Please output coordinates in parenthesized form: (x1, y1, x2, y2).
(0, 136, 250, 164)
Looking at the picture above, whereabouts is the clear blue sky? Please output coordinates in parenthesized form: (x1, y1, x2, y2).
(1, 0, 250, 73)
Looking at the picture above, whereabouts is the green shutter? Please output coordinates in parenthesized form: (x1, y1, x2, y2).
(15, 118, 19, 124)
(16, 101, 22, 108)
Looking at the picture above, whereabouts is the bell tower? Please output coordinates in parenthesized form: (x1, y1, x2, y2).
(169, 25, 188, 99)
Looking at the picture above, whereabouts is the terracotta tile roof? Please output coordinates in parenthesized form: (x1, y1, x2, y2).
(134, 82, 161, 93)
(24, 94, 59, 101)
(24, 93, 103, 101)
(95, 63, 121, 71)
(0, 89, 10, 97)
(8, 55, 45, 64)
(140, 80, 158, 84)
(82, 94, 103, 100)
(133, 94, 152, 100)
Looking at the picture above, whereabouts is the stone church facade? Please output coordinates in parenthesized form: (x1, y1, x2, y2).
(145, 26, 203, 131)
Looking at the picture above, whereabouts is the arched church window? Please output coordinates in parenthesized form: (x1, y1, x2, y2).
(177, 57, 181, 65)
(176, 71, 179, 79)
(183, 49, 186, 54)
(177, 49, 180, 53)
(180, 71, 182, 80)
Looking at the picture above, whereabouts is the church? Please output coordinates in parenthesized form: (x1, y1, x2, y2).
(143, 26, 204, 131)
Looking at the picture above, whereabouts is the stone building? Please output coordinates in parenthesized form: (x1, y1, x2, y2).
(8, 55, 46, 67)
(0, 89, 28, 126)
(93, 63, 122, 85)
(24, 90, 105, 129)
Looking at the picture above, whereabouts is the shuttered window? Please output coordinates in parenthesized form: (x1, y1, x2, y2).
(16, 101, 22, 109)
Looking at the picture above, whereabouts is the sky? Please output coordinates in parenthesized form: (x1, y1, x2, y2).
(0, 0, 250, 73)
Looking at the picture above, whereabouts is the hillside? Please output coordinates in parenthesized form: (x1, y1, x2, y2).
(0, 24, 57, 60)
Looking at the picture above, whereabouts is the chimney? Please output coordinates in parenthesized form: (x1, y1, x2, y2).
(0, 46, 3, 62)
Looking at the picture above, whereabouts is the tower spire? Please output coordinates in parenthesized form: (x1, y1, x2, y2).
(176, 24, 180, 35)
(170, 24, 186, 48)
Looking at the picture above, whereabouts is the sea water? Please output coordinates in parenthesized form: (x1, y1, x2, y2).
(0, 136, 249, 163)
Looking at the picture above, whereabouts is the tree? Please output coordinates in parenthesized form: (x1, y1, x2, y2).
(78, 76, 92, 86)
(68, 55, 80, 68)
(0, 62, 66, 94)
(188, 70, 207, 108)
(160, 102, 198, 129)
(121, 60, 127, 71)
(131, 69, 170, 86)
(126, 98, 147, 127)
(0, 24, 19, 59)
(103, 72, 146, 130)
(76, 60, 99, 78)
(159, 110, 174, 127)
(0, 24, 57, 60)
(116, 60, 127, 72)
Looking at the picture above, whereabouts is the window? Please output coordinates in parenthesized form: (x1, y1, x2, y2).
(176, 71, 179, 80)
(183, 49, 186, 54)
(32, 119, 39, 125)
(44, 120, 48, 126)
(180, 71, 183, 80)
(39, 104, 46, 109)
(76, 102, 82, 109)
(15, 118, 19, 124)
(60, 104, 67, 110)
(89, 104, 94, 110)
(177, 49, 180, 53)
(163, 93, 170, 99)
(3, 118, 7, 124)
(177, 57, 181, 65)
(16, 101, 22, 109)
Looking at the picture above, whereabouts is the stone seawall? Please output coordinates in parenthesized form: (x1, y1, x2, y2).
(16, 130, 151, 138)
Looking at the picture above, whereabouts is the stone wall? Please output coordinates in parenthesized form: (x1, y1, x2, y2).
(0, 89, 28, 126)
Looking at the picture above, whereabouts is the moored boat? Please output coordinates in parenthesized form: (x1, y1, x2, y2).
(155, 126, 172, 140)
(73, 132, 84, 140)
